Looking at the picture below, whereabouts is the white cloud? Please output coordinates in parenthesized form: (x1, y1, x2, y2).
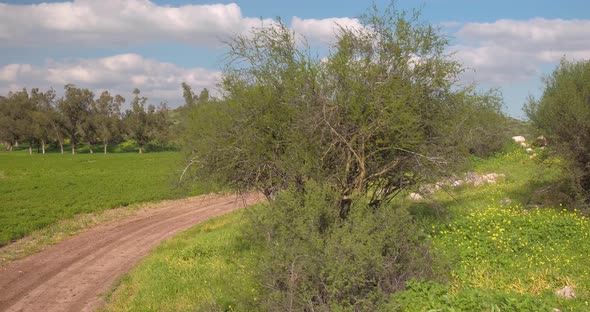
(0, 53, 221, 107)
(0, 0, 274, 47)
(291, 16, 362, 45)
(0, 64, 34, 81)
(451, 18, 590, 85)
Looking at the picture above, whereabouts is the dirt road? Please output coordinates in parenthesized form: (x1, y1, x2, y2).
(0, 193, 262, 312)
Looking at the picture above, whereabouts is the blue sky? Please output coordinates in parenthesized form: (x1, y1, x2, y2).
(1, 0, 589, 118)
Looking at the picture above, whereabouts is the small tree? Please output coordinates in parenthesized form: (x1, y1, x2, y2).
(525, 58, 590, 199)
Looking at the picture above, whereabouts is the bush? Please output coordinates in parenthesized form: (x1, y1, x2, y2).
(248, 182, 437, 311)
(525, 58, 590, 201)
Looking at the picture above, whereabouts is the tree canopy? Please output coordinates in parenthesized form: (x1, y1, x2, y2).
(181, 5, 505, 206)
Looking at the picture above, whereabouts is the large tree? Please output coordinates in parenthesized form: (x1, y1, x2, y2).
(179, 4, 505, 309)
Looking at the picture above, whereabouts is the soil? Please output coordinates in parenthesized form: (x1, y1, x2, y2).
(0, 193, 263, 312)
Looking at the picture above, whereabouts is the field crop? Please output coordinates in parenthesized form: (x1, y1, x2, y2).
(0, 151, 203, 245)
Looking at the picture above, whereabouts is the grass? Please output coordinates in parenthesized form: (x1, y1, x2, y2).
(100, 208, 262, 312)
(0, 150, 207, 246)
(102, 147, 590, 311)
(390, 148, 590, 311)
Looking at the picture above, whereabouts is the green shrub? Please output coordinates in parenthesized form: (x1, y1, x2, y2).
(525, 58, 590, 201)
(248, 182, 437, 311)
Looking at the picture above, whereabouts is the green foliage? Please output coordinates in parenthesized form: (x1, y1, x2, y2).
(0, 151, 198, 245)
(101, 208, 262, 312)
(247, 182, 436, 311)
(525, 58, 590, 200)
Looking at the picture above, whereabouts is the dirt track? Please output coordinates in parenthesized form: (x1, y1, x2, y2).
(0, 193, 262, 312)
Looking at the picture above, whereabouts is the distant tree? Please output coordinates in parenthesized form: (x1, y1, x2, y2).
(525, 58, 590, 199)
(80, 108, 98, 153)
(152, 102, 172, 145)
(181, 82, 198, 109)
(125, 88, 166, 154)
(1, 89, 36, 154)
(30, 88, 57, 154)
(57, 84, 94, 154)
(197, 88, 209, 103)
(0, 92, 25, 151)
(94, 91, 124, 154)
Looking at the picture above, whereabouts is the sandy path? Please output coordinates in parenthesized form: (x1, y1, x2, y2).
(0, 193, 262, 312)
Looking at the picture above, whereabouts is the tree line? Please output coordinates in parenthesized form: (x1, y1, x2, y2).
(0, 84, 172, 154)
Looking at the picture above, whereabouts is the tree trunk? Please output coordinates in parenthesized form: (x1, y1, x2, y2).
(72, 141, 76, 154)
(104, 142, 108, 154)
(15, 141, 19, 147)
(29, 142, 33, 155)
(59, 140, 64, 154)
(89, 143, 93, 154)
(42, 140, 46, 154)
(139, 144, 143, 154)
(7, 142, 12, 151)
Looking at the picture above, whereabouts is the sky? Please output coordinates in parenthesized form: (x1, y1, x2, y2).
(0, 0, 589, 118)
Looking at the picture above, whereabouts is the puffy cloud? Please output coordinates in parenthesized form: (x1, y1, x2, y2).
(0, 0, 274, 47)
(291, 16, 362, 44)
(0, 53, 221, 107)
(451, 18, 590, 85)
(0, 64, 34, 82)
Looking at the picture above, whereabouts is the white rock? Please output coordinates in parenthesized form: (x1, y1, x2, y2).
(555, 286, 576, 299)
(512, 136, 526, 144)
(408, 193, 423, 200)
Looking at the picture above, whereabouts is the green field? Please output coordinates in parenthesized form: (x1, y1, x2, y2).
(102, 148, 590, 311)
(0, 151, 200, 245)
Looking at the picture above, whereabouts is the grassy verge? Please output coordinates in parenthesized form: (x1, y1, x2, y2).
(100, 208, 262, 312)
(102, 148, 590, 311)
(0, 151, 207, 245)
